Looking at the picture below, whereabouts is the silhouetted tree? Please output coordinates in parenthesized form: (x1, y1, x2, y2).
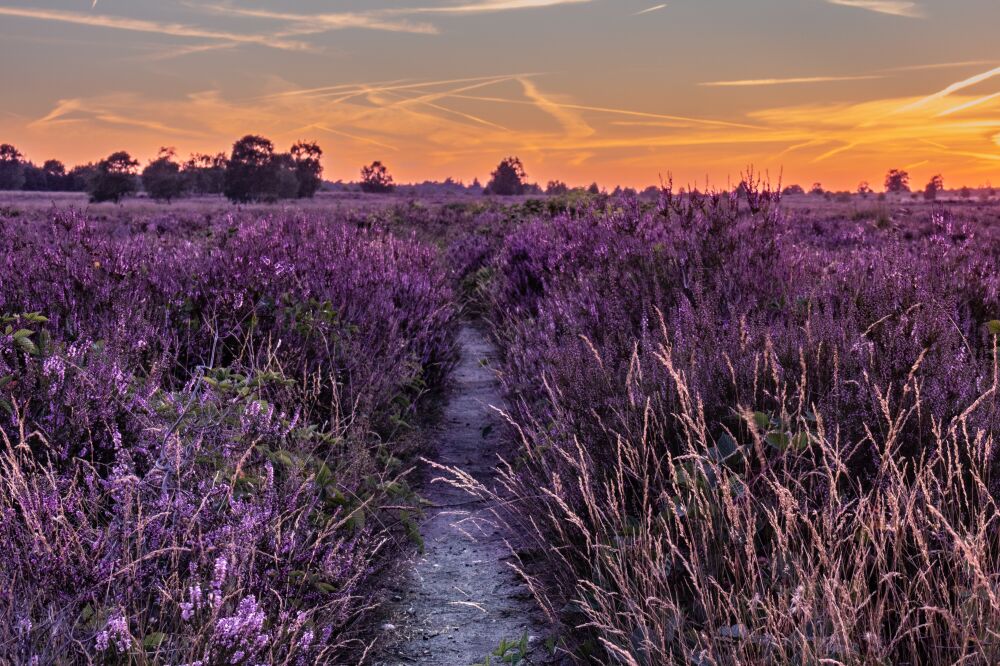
(0, 144, 25, 191)
(810, 182, 825, 195)
(271, 153, 301, 200)
(183, 153, 227, 195)
(885, 169, 910, 193)
(360, 161, 395, 193)
(225, 135, 279, 203)
(485, 157, 526, 196)
(782, 184, 805, 196)
(587, 182, 601, 195)
(290, 141, 323, 198)
(546, 180, 569, 195)
(67, 164, 96, 192)
(857, 181, 873, 197)
(22, 163, 47, 191)
(142, 148, 187, 203)
(924, 174, 943, 201)
(960, 186, 972, 199)
(88, 151, 139, 203)
(20, 158, 70, 191)
(43, 160, 68, 190)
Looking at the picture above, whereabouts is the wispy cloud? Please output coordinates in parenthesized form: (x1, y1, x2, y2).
(519, 78, 593, 137)
(936, 92, 1000, 117)
(436, 92, 765, 129)
(632, 4, 667, 15)
(899, 65, 1000, 111)
(882, 60, 999, 73)
(826, 1, 923, 18)
(263, 74, 541, 100)
(196, 4, 438, 35)
(28, 96, 206, 137)
(701, 75, 883, 87)
(0, 6, 310, 51)
(407, 0, 594, 13)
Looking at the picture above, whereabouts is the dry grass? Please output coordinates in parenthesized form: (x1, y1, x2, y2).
(444, 321, 1000, 664)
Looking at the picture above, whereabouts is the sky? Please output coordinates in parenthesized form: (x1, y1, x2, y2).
(0, 0, 998, 190)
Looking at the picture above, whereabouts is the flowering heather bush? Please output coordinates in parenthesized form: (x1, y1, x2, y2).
(0, 209, 456, 663)
(474, 188, 1000, 663)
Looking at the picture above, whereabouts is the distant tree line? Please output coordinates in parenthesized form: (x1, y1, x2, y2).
(780, 168, 990, 201)
(0, 144, 94, 193)
(2, 140, 626, 202)
(8, 139, 988, 204)
(0, 135, 323, 204)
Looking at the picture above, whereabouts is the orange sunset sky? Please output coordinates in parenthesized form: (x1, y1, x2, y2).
(1, 0, 998, 190)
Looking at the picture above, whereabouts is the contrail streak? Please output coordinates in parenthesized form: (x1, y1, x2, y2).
(632, 4, 667, 16)
(936, 92, 1000, 117)
(701, 75, 883, 87)
(899, 65, 1000, 111)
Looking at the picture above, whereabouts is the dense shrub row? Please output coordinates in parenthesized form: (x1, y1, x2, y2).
(0, 209, 456, 663)
(466, 189, 1000, 663)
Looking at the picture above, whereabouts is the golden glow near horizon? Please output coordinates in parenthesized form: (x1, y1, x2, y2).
(0, 0, 998, 190)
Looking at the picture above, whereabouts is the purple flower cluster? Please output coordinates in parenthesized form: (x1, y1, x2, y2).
(478, 188, 1000, 662)
(0, 207, 456, 663)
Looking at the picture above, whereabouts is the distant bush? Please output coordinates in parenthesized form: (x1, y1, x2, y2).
(88, 151, 139, 203)
(0, 144, 25, 191)
(924, 173, 944, 201)
(224, 135, 323, 203)
(885, 168, 910, 193)
(545, 180, 569, 195)
(183, 152, 227, 195)
(224, 135, 279, 203)
(360, 161, 396, 194)
(141, 148, 186, 203)
(485, 157, 526, 196)
(290, 141, 324, 198)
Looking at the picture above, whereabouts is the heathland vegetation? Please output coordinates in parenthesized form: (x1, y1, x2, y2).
(1, 145, 1000, 663)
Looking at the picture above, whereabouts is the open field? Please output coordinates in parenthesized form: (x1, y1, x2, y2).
(2, 189, 1000, 664)
(4, 0, 999, 662)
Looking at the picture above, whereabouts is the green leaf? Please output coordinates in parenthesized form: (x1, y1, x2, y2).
(12, 328, 33, 340)
(15, 336, 38, 355)
(315, 462, 334, 487)
(766, 432, 790, 451)
(752, 411, 770, 430)
(274, 450, 295, 468)
(23, 313, 48, 323)
(711, 432, 739, 462)
(347, 507, 366, 531)
(79, 603, 95, 624)
(143, 632, 166, 649)
(988, 320, 1000, 336)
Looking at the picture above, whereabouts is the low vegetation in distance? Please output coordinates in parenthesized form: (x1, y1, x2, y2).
(1, 139, 995, 205)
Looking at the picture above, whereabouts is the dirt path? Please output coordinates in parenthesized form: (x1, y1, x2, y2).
(376, 324, 546, 666)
